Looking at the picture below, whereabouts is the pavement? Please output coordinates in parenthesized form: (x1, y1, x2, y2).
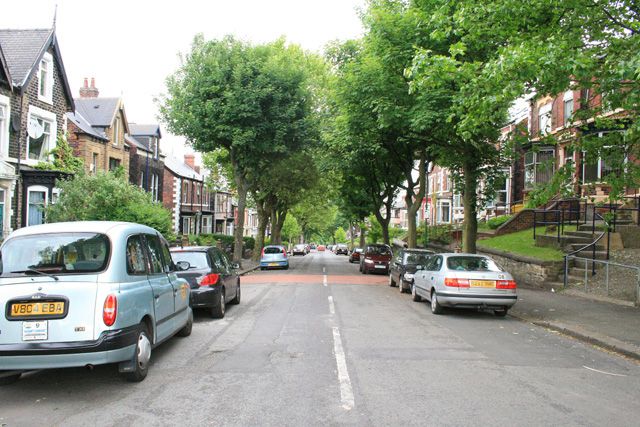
(511, 287, 640, 361)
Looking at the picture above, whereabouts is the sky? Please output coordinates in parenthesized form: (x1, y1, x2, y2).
(0, 0, 366, 162)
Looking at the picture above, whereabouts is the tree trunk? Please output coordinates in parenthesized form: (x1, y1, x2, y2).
(359, 223, 366, 247)
(462, 160, 478, 253)
(252, 197, 270, 261)
(270, 207, 286, 244)
(350, 222, 355, 249)
(231, 155, 247, 264)
(405, 152, 427, 248)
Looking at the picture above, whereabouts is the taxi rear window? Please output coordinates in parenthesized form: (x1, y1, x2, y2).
(0, 233, 110, 276)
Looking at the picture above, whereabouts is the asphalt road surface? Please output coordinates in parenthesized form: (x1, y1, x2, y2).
(2, 250, 640, 426)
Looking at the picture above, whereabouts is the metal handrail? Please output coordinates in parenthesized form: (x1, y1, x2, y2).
(563, 204, 608, 288)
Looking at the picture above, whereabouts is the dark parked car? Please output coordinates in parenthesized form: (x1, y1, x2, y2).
(170, 246, 240, 319)
(359, 244, 393, 274)
(335, 244, 349, 255)
(349, 247, 363, 263)
(389, 249, 435, 293)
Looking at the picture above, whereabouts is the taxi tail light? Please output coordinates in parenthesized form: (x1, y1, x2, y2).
(444, 278, 470, 288)
(103, 294, 118, 326)
(282, 248, 288, 258)
(198, 273, 220, 287)
(261, 247, 265, 257)
(496, 280, 517, 289)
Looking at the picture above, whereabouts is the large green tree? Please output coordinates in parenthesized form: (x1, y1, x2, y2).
(160, 36, 320, 262)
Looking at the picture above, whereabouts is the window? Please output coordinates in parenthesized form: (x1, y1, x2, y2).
(582, 143, 618, 184)
(139, 173, 144, 188)
(0, 188, 5, 236)
(447, 256, 502, 272)
(563, 91, 574, 126)
(38, 53, 53, 103)
(202, 215, 212, 234)
(153, 174, 160, 201)
(27, 186, 48, 226)
(196, 186, 201, 204)
(182, 216, 193, 235)
(436, 200, 451, 224)
(126, 235, 147, 275)
(0, 94, 9, 158)
(51, 188, 60, 204)
(145, 234, 166, 274)
(153, 137, 159, 159)
(27, 107, 56, 163)
(490, 175, 508, 207)
(108, 157, 120, 171)
(538, 103, 552, 135)
(182, 182, 189, 203)
(525, 148, 555, 189)
(112, 118, 119, 146)
(453, 193, 462, 208)
(91, 153, 98, 174)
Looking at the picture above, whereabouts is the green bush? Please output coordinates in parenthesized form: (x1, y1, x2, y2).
(243, 236, 255, 250)
(417, 222, 455, 245)
(487, 215, 512, 230)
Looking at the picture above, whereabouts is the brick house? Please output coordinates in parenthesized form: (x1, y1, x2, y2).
(426, 165, 462, 225)
(0, 28, 75, 235)
(127, 124, 164, 202)
(214, 189, 236, 235)
(163, 154, 214, 235)
(66, 78, 130, 175)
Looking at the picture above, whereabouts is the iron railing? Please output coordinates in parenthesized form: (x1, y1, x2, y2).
(565, 255, 640, 305)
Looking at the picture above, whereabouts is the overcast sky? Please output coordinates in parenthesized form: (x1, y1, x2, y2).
(0, 0, 365, 161)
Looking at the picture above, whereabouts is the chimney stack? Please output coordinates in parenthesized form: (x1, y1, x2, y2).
(79, 77, 99, 98)
(184, 154, 196, 169)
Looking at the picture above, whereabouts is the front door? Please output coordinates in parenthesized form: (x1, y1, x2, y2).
(144, 234, 174, 342)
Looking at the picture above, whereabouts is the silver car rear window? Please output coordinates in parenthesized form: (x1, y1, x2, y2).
(170, 251, 210, 269)
(0, 233, 110, 276)
(446, 256, 502, 272)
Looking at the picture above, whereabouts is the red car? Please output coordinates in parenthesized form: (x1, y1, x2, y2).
(317, 245, 326, 252)
(349, 248, 363, 263)
(359, 244, 392, 274)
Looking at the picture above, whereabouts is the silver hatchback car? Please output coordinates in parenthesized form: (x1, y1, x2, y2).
(0, 221, 193, 384)
(412, 253, 517, 317)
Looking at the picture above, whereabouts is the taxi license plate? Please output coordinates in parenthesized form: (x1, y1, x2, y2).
(469, 280, 496, 288)
(23, 321, 48, 341)
(10, 301, 65, 317)
(269, 263, 279, 266)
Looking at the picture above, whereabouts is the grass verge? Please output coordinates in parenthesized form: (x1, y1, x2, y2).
(477, 228, 565, 262)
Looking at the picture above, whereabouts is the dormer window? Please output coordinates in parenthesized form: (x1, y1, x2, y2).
(154, 137, 159, 159)
(38, 53, 54, 104)
(113, 117, 120, 146)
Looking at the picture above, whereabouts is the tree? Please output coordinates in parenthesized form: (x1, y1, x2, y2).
(334, 227, 347, 243)
(281, 215, 302, 245)
(160, 36, 320, 262)
(45, 172, 173, 238)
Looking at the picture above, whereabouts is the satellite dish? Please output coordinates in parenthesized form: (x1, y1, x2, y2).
(28, 117, 44, 139)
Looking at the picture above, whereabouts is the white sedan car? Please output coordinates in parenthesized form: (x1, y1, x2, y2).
(411, 253, 517, 317)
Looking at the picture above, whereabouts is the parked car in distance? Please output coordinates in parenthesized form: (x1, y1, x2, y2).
(389, 249, 435, 293)
(412, 253, 517, 317)
(170, 246, 240, 319)
(334, 244, 349, 255)
(349, 247, 363, 263)
(292, 244, 307, 256)
(360, 244, 393, 274)
(317, 245, 326, 252)
(0, 221, 193, 385)
(327, 245, 334, 252)
(260, 245, 289, 270)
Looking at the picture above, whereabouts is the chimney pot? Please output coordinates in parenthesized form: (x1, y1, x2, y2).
(91, 77, 96, 88)
(79, 77, 100, 98)
(184, 154, 196, 168)
(83, 78, 88, 88)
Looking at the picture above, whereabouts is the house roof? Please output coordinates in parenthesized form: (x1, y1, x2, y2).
(124, 134, 151, 154)
(0, 43, 11, 90)
(164, 156, 202, 181)
(74, 97, 121, 127)
(0, 28, 74, 108)
(66, 111, 108, 141)
(129, 123, 162, 138)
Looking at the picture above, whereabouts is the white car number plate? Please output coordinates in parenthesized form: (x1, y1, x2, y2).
(374, 265, 386, 269)
(23, 320, 48, 341)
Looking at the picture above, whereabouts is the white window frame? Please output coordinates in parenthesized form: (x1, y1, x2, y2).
(112, 117, 119, 147)
(38, 52, 54, 104)
(26, 106, 57, 165)
(539, 103, 552, 136)
(182, 216, 193, 235)
(563, 91, 574, 127)
(202, 215, 213, 234)
(436, 200, 451, 224)
(0, 94, 10, 158)
(27, 185, 48, 226)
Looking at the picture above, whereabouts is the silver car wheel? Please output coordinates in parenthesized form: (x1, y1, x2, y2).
(137, 332, 152, 370)
(399, 276, 404, 293)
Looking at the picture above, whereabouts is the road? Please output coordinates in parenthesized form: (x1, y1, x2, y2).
(1, 250, 640, 426)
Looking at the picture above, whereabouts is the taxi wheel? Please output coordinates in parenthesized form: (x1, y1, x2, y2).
(0, 372, 21, 385)
(494, 308, 508, 317)
(125, 324, 151, 382)
(177, 310, 193, 337)
(211, 289, 226, 319)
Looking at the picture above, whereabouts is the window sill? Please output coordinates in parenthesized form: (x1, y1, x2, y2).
(37, 95, 53, 106)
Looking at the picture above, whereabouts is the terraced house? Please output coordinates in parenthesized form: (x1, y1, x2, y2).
(66, 78, 130, 175)
(0, 27, 75, 236)
(127, 123, 164, 201)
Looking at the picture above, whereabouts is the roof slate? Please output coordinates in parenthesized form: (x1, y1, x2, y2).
(164, 156, 202, 181)
(0, 28, 52, 87)
(74, 97, 120, 127)
(129, 123, 161, 138)
(66, 111, 108, 141)
(124, 135, 151, 153)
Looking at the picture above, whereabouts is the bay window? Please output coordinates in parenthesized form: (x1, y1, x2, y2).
(525, 148, 555, 189)
(27, 107, 56, 163)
